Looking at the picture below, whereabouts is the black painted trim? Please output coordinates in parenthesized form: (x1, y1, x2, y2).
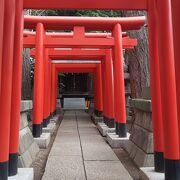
(8, 153, 18, 176)
(53, 110, 57, 116)
(115, 122, 119, 135)
(94, 109, 103, 117)
(47, 116, 50, 124)
(0, 161, 8, 180)
(165, 159, 180, 180)
(42, 119, 48, 127)
(107, 118, 115, 128)
(154, 151, 164, 173)
(117, 123, 127, 137)
(103, 116, 108, 125)
(41, 122, 43, 135)
(33, 124, 42, 138)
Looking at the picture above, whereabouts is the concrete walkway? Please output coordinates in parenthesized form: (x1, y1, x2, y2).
(42, 110, 132, 180)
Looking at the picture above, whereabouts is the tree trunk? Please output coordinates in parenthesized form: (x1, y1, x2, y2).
(21, 49, 32, 100)
(123, 11, 150, 98)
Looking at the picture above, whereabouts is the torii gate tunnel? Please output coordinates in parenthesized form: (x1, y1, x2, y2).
(0, 0, 180, 180)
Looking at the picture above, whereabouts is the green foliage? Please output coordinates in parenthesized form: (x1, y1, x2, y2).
(28, 9, 122, 17)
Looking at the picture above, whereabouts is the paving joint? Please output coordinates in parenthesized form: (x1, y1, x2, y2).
(75, 111, 88, 180)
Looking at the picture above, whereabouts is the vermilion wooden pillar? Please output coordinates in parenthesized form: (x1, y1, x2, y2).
(171, 1, 180, 175)
(43, 48, 50, 127)
(0, 0, 4, 96)
(156, 0, 180, 179)
(113, 24, 127, 137)
(102, 50, 115, 128)
(33, 23, 45, 137)
(148, 0, 164, 173)
(48, 59, 52, 116)
(94, 64, 103, 117)
(101, 60, 108, 125)
(53, 71, 58, 114)
(51, 64, 56, 115)
(47, 53, 51, 120)
(9, 0, 23, 176)
(0, 0, 15, 179)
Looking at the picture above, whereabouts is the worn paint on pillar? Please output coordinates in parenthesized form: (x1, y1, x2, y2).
(156, 0, 180, 179)
(9, 0, 23, 176)
(33, 23, 45, 137)
(113, 24, 127, 137)
(148, 0, 164, 173)
(0, 0, 15, 179)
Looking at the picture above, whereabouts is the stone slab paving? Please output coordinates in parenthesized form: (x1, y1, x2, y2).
(42, 110, 132, 180)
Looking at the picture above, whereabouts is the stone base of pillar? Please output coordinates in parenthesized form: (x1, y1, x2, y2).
(140, 167, 164, 180)
(34, 133, 51, 149)
(42, 122, 56, 135)
(91, 113, 103, 124)
(106, 132, 130, 148)
(8, 168, 34, 180)
(97, 122, 115, 137)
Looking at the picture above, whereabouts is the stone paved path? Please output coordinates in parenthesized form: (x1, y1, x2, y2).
(42, 110, 132, 180)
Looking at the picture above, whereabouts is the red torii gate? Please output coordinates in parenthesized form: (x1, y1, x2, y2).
(29, 33, 137, 129)
(24, 21, 141, 140)
(30, 49, 115, 133)
(0, 0, 179, 179)
(53, 63, 102, 121)
(55, 64, 103, 116)
(23, 16, 143, 139)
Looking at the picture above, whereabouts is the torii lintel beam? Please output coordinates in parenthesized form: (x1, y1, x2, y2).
(56, 68, 95, 73)
(23, 31, 127, 38)
(30, 49, 106, 60)
(24, 36, 137, 49)
(55, 63, 97, 69)
(24, 16, 146, 31)
(52, 60, 101, 64)
(23, 0, 147, 10)
(45, 37, 114, 48)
